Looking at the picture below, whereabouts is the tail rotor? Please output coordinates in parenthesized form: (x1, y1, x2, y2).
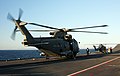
(7, 8, 24, 40)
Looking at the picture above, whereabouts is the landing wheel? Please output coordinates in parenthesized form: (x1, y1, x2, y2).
(73, 52, 77, 59)
(66, 52, 76, 59)
(66, 54, 73, 59)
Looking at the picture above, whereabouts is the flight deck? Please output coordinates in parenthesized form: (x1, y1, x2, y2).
(0, 44, 120, 76)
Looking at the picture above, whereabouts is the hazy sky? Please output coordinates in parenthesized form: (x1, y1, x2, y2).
(0, 0, 120, 50)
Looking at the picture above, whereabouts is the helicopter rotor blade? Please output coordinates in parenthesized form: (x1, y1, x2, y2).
(68, 25, 108, 31)
(7, 13, 15, 22)
(11, 26, 17, 40)
(18, 8, 23, 20)
(16, 29, 54, 32)
(7, 13, 17, 40)
(28, 23, 58, 29)
(8, 8, 24, 40)
(28, 29, 54, 32)
(70, 30, 108, 34)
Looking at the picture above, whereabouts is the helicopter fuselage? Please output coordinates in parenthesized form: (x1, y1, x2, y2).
(22, 36, 79, 57)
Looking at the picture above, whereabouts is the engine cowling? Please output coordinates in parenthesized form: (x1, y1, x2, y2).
(64, 34, 72, 40)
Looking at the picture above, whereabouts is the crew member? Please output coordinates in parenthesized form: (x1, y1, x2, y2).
(110, 47, 112, 53)
(86, 48, 90, 55)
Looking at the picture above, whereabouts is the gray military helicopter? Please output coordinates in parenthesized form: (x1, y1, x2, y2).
(7, 9, 108, 59)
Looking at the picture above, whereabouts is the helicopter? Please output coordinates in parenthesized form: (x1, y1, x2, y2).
(93, 43, 114, 54)
(7, 9, 108, 59)
(93, 44, 107, 53)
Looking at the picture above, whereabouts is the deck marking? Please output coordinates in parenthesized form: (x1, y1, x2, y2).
(67, 57, 120, 76)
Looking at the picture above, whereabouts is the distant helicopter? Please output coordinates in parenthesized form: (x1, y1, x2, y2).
(7, 9, 108, 59)
(93, 44, 107, 53)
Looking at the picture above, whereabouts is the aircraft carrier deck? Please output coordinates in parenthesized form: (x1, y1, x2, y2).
(0, 44, 120, 76)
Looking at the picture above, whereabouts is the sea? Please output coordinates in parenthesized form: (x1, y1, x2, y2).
(0, 49, 95, 61)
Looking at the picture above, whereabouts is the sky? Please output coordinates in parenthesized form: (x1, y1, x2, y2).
(0, 0, 120, 50)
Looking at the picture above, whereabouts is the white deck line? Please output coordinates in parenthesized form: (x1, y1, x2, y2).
(67, 56, 120, 76)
